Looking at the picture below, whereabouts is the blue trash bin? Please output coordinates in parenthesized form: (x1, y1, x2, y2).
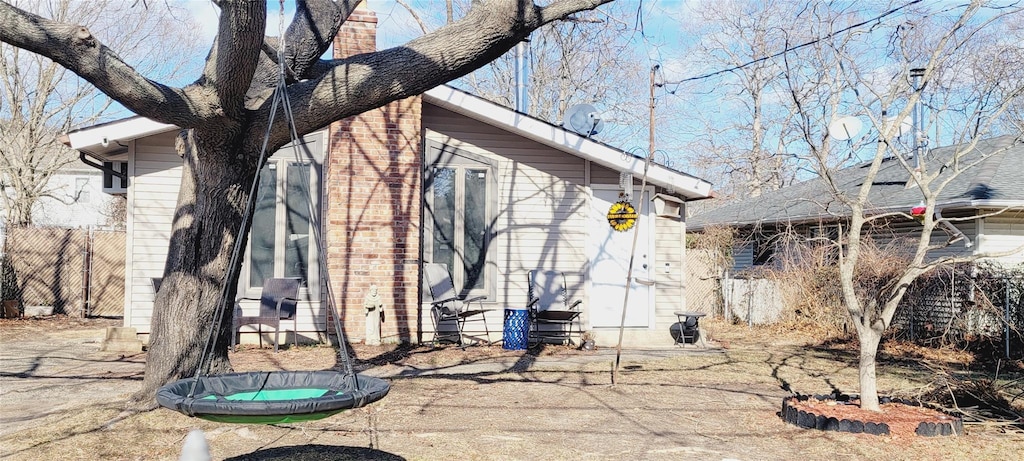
(503, 308, 529, 350)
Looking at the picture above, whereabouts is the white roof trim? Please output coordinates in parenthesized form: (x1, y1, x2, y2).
(66, 117, 177, 155)
(423, 86, 713, 199)
(63, 87, 714, 199)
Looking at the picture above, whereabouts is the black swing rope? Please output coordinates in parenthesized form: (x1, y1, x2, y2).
(154, 3, 387, 423)
(186, 13, 356, 399)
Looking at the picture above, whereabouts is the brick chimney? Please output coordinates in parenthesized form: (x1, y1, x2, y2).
(327, 3, 422, 344)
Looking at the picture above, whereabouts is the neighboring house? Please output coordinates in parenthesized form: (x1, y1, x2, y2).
(688, 135, 1024, 271)
(62, 8, 713, 348)
(3, 151, 123, 229)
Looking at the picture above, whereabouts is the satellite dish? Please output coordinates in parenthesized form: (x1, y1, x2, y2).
(884, 116, 913, 137)
(564, 104, 605, 137)
(828, 116, 862, 141)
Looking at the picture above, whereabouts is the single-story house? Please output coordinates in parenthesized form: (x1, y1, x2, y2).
(63, 7, 713, 348)
(688, 135, 1024, 271)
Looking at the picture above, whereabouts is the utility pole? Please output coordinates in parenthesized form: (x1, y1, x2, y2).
(613, 64, 660, 385)
(650, 64, 659, 157)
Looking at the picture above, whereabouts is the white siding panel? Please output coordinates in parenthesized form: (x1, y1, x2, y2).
(655, 214, 686, 321)
(126, 132, 182, 333)
(979, 214, 1024, 265)
(424, 104, 588, 309)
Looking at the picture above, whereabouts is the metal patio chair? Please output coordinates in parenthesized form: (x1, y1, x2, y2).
(424, 263, 490, 346)
(232, 277, 301, 353)
(527, 270, 583, 346)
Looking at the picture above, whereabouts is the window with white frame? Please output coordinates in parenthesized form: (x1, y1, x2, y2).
(424, 142, 498, 299)
(244, 138, 322, 300)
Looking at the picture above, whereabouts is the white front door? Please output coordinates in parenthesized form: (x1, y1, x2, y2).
(588, 186, 654, 328)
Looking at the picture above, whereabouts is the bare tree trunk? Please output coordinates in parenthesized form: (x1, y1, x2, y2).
(855, 323, 883, 411)
(131, 131, 258, 406)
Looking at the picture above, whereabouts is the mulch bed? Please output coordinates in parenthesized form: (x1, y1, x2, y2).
(782, 394, 963, 437)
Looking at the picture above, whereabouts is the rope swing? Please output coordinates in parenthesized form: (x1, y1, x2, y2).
(157, 2, 390, 423)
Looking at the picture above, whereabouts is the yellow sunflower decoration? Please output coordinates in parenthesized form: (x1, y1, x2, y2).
(607, 200, 638, 232)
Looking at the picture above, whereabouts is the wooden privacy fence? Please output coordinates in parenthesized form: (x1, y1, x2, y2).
(1, 225, 125, 317)
(685, 248, 787, 324)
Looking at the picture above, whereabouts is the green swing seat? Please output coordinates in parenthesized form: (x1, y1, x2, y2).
(157, 371, 390, 424)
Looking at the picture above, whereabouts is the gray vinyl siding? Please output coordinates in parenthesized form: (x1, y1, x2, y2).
(125, 132, 180, 333)
(726, 216, 980, 274)
(731, 244, 754, 272)
(867, 217, 977, 262)
(423, 104, 589, 332)
(589, 163, 622, 184)
(979, 211, 1024, 265)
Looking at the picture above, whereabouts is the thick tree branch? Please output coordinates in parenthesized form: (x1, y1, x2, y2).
(275, 0, 612, 140)
(247, 0, 349, 103)
(199, 0, 266, 120)
(0, 0, 199, 127)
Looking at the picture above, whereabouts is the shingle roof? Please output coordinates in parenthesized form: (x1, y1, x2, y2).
(688, 135, 1024, 230)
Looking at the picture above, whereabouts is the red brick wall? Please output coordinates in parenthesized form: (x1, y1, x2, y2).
(327, 7, 423, 343)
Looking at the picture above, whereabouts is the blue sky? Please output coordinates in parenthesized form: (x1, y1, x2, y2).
(186, 0, 695, 78)
(172, 0, 1019, 178)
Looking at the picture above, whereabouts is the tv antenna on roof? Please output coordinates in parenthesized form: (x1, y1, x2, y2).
(563, 103, 605, 137)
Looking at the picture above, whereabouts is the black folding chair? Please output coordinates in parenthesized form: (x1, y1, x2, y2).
(527, 270, 583, 346)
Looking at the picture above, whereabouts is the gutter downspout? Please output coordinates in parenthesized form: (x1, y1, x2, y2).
(935, 207, 973, 248)
(78, 149, 128, 182)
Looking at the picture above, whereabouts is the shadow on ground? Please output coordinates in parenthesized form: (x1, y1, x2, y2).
(224, 444, 404, 460)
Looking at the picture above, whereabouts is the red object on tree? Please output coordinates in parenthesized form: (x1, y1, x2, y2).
(911, 203, 927, 219)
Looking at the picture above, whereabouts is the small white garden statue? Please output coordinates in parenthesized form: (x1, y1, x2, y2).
(363, 284, 384, 346)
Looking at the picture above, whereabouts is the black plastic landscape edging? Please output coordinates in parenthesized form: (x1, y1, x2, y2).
(780, 394, 964, 437)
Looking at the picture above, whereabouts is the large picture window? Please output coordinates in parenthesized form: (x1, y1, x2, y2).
(424, 142, 498, 298)
(244, 138, 322, 300)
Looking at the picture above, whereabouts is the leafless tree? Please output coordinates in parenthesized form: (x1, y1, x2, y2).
(388, 0, 647, 142)
(1, 0, 614, 404)
(0, 0, 197, 226)
(469, 3, 646, 140)
(667, 0, 812, 199)
(803, 1, 1023, 411)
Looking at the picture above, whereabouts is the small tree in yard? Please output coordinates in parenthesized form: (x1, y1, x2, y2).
(0, 0, 614, 405)
(785, 2, 1024, 411)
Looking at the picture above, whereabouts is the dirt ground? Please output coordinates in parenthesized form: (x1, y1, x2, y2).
(1, 316, 1022, 461)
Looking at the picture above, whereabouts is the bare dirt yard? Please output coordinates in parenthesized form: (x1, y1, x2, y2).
(1, 316, 1022, 460)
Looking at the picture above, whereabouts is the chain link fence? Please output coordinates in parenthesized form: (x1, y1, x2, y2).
(1, 224, 125, 318)
(685, 248, 723, 316)
(892, 263, 1024, 357)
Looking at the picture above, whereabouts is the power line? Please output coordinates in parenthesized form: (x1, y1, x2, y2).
(662, 0, 926, 87)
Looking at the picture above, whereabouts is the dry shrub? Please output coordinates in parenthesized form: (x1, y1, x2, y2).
(757, 228, 845, 338)
(850, 236, 914, 307)
(686, 224, 736, 268)
(760, 232, 915, 340)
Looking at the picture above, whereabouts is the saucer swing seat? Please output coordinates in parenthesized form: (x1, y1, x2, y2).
(157, 371, 390, 424)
